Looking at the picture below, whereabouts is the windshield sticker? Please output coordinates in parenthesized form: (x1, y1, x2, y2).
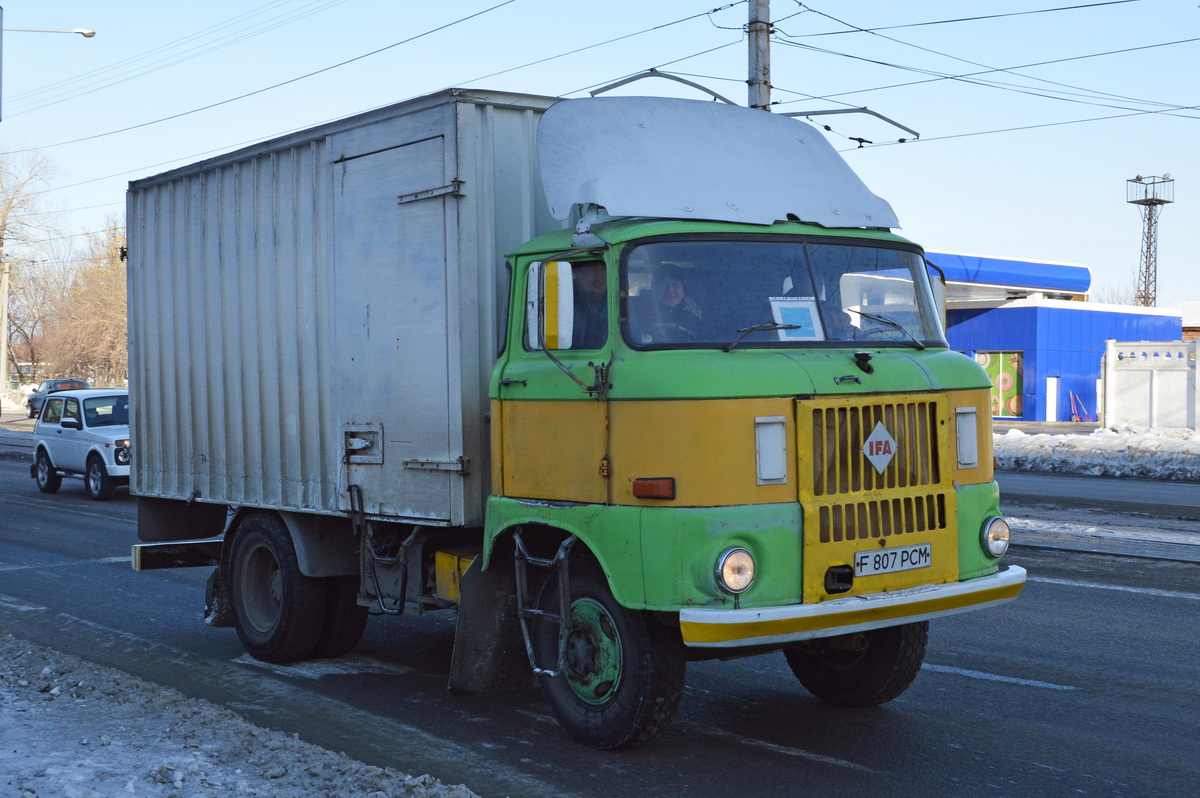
(768, 298, 825, 341)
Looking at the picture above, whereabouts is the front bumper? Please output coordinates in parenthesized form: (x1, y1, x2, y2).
(679, 565, 1026, 648)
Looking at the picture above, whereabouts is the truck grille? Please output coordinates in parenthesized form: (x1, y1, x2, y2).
(798, 396, 952, 544)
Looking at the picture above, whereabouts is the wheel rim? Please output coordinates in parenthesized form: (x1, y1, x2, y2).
(563, 598, 622, 705)
(241, 541, 283, 634)
(37, 456, 50, 485)
(87, 463, 102, 494)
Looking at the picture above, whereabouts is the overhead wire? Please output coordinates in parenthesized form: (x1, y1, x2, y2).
(0, 0, 522, 156)
(5, 1, 356, 115)
(778, 4, 1200, 117)
(24, 3, 749, 197)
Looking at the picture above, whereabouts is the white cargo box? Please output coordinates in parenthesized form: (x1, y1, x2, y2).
(127, 89, 563, 526)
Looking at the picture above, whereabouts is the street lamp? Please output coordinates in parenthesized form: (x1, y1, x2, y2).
(4, 28, 95, 37)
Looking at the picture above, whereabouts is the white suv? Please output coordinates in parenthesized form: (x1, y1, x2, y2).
(32, 389, 131, 501)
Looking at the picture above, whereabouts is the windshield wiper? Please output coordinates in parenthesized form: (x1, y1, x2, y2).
(723, 322, 804, 352)
(847, 309, 926, 350)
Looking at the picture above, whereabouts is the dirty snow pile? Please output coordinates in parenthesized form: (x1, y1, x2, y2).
(994, 425, 1200, 480)
(0, 632, 479, 798)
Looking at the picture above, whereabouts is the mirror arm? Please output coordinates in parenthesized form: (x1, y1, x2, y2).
(541, 347, 605, 394)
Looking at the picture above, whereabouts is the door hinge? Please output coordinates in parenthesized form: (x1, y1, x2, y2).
(397, 179, 464, 205)
(599, 456, 610, 478)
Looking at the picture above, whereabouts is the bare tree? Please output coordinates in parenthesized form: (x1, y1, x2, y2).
(1091, 279, 1138, 306)
(0, 149, 60, 385)
(40, 217, 127, 385)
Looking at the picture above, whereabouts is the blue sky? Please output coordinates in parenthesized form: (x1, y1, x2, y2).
(2, 0, 1197, 302)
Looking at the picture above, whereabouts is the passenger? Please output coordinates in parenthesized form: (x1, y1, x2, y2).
(572, 260, 608, 349)
(646, 265, 702, 342)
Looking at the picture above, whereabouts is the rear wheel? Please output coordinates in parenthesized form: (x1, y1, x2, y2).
(35, 450, 61, 494)
(311, 575, 369, 658)
(534, 562, 686, 749)
(229, 513, 327, 663)
(783, 621, 928, 707)
(85, 455, 116, 501)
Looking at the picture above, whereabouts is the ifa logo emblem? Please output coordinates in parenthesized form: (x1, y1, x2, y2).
(862, 421, 897, 474)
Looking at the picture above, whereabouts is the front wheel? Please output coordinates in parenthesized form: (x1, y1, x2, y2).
(85, 455, 116, 501)
(35, 450, 61, 494)
(534, 562, 686, 749)
(783, 621, 928, 707)
(228, 513, 328, 663)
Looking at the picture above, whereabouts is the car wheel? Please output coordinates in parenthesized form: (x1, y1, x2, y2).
(229, 512, 327, 663)
(311, 575, 369, 658)
(783, 621, 928, 707)
(85, 455, 117, 501)
(35, 450, 61, 493)
(27, 404, 37, 419)
(533, 560, 686, 749)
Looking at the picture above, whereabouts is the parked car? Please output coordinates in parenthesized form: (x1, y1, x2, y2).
(31, 389, 130, 500)
(26, 378, 90, 418)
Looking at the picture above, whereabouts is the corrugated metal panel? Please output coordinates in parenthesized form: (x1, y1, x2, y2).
(128, 90, 563, 526)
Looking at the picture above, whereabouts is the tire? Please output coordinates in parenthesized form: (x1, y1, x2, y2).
(35, 450, 61, 494)
(27, 403, 37, 419)
(783, 621, 928, 707)
(85, 455, 116, 501)
(228, 513, 328, 663)
(534, 561, 686, 749)
(311, 575, 369, 658)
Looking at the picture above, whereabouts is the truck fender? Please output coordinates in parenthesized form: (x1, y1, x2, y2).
(277, 511, 358, 577)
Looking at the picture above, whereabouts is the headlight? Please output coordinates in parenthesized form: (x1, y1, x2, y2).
(716, 548, 755, 594)
(115, 442, 131, 466)
(981, 516, 1010, 558)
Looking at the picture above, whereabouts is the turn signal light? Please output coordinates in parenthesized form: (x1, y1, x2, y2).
(632, 477, 676, 500)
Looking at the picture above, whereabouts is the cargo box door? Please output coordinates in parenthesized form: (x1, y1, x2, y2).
(332, 134, 463, 523)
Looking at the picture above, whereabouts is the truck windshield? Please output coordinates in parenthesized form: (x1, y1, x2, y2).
(622, 238, 946, 350)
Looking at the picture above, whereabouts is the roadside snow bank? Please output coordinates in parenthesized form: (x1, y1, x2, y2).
(994, 426, 1200, 480)
(0, 632, 479, 798)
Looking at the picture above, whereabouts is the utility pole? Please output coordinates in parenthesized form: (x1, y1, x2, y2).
(748, 0, 771, 110)
(1126, 174, 1174, 307)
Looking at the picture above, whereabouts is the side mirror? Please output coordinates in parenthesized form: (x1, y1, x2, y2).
(925, 259, 947, 330)
(526, 260, 576, 351)
(61, 418, 82, 430)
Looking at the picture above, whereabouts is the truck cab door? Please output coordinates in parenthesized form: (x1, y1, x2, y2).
(493, 258, 611, 505)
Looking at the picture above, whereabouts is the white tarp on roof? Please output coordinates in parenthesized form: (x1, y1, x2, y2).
(537, 96, 899, 229)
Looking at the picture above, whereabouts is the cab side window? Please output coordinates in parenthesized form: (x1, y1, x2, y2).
(44, 398, 64, 424)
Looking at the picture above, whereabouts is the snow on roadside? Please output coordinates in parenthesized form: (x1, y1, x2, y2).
(0, 632, 479, 798)
(994, 425, 1200, 480)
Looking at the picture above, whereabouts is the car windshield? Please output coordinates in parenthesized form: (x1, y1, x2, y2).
(622, 238, 946, 350)
(56, 380, 88, 391)
(83, 395, 129, 427)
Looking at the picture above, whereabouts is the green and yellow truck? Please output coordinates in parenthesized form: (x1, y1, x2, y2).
(129, 89, 1025, 749)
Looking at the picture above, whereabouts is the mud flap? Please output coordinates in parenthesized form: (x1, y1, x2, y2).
(204, 567, 235, 628)
(448, 556, 534, 695)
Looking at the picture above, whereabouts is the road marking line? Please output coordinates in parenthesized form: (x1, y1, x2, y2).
(685, 724, 880, 773)
(0, 556, 129, 572)
(922, 664, 1078, 691)
(1028, 575, 1200, 601)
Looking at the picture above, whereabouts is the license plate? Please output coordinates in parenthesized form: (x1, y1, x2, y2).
(853, 543, 932, 577)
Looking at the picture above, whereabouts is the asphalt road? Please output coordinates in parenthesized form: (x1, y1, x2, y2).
(1, 458, 1198, 796)
(997, 470, 1200, 520)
